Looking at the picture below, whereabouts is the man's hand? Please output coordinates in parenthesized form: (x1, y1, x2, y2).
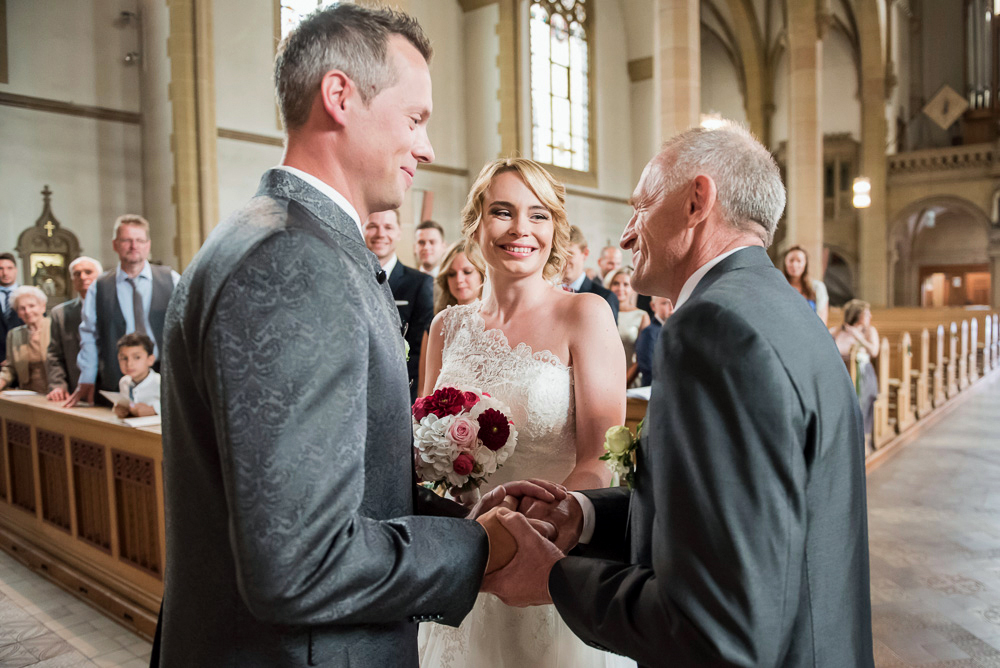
(46, 387, 68, 402)
(481, 509, 563, 607)
(517, 493, 584, 553)
(64, 383, 94, 408)
(466, 479, 567, 520)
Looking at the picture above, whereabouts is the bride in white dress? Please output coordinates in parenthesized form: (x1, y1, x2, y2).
(418, 158, 630, 668)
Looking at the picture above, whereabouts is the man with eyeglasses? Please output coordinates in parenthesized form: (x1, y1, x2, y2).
(65, 215, 180, 407)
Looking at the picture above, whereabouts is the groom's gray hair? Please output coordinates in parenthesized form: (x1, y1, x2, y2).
(657, 123, 786, 247)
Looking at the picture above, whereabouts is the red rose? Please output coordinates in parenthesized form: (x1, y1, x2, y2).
(477, 409, 511, 451)
(453, 453, 474, 476)
(412, 396, 431, 420)
(461, 391, 480, 410)
(423, 387, 467, 418)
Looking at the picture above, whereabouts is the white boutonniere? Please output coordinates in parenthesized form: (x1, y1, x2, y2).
(600, 421, 642, 489)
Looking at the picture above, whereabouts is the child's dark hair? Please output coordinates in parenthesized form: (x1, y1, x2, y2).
(117, 332, 154, 355)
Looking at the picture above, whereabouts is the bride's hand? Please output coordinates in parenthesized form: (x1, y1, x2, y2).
(467, 479, 568, 520)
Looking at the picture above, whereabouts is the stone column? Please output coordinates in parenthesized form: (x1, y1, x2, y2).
(654, 0, 699, 143)
(167, 0, 219, 270)
(784, 0, 824, 268)
(857, 1, 889, 305)
(137, 0, 178, 269)
(990, 228, 1000, 309)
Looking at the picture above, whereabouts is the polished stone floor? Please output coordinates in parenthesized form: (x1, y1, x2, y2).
(0, 549, 151, 668)
(868, 373, 1000, 666)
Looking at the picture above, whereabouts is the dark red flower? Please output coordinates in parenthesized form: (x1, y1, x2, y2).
(477, 409, 510, 451)
(417, 387, 468, 419)
(461, 391, 480, 410)
(453, 453, 474, 476)
(412, 396, 431, 420)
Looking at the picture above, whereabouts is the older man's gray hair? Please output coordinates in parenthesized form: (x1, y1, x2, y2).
(275, 3, 432, 131)
(11, 285, 47, 310)
(658, 123, 786, 246)
(69, 256, 104, 275)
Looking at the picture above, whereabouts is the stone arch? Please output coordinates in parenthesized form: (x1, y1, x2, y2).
(888, 196, 993, 306)
(823, 244, 857, 307)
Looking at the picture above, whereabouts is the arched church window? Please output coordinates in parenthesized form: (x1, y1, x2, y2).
(528, 0, 593, 174)
(279, 1, 339, 41)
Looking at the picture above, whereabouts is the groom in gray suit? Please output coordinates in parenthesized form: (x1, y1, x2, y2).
(156, 6, 560, 666)
(488, 125, 875, 666)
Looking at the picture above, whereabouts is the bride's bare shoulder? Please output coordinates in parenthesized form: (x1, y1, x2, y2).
(557, 289, 615, 326)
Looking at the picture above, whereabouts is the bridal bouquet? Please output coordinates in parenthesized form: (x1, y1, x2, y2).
(412, 387, 518, 493)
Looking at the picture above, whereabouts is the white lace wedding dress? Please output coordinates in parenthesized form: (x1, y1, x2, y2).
(418, 302, 633, 668)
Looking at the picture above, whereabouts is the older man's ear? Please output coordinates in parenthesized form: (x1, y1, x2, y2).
(686, 174, 719, 226)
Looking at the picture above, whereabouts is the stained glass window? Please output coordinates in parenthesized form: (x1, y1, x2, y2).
(280, 0, 339, 41)
(529, 0, 591, 173)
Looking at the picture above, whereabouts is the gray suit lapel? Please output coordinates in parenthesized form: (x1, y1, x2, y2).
(255, 169, 401, 329)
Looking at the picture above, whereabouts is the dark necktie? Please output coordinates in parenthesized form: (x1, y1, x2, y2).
(1, 289, 9, 314)
(126, 277, 148, 336)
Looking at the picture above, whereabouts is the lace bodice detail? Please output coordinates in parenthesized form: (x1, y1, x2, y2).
(435, 302, 577, 489)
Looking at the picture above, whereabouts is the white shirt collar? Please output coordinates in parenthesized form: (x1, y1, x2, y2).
(674, 246, 750, 311)
(275, 165, 362, 238)
(568, 272, 587, 292)
(382, 254, 399, 276)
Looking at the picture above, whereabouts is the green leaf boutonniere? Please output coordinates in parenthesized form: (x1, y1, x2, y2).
(599, 420, 642, 489)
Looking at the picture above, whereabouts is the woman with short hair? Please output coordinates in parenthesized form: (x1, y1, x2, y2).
(0, 286, 51, 393)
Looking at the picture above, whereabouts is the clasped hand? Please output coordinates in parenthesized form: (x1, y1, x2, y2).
(467, 480, 584, 607)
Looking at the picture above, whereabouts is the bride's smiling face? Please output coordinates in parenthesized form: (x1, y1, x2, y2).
(476, 171, 554, 278)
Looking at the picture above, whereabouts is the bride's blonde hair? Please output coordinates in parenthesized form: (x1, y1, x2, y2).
(461, 157, 571, 283)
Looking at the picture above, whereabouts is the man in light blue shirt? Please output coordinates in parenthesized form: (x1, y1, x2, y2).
(66, 216, 179, 406)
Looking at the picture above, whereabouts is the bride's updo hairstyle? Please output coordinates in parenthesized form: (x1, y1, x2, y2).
(461, 157, 571, 282)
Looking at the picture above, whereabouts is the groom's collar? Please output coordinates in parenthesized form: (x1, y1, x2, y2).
(674, 246, 751, 310)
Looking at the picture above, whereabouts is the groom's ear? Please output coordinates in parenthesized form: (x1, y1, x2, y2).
(685, 174, 718, 228)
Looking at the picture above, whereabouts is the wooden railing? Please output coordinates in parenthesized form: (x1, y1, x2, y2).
(0, 395, 163, 638)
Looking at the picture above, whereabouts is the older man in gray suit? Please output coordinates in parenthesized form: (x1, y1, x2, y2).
(45, 256, 102, 402)
(488, 125, 875, 667)
(156, 6, 559, 667)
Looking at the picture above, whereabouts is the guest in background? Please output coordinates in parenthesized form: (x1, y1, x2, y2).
(561, 225, 619, 322)
(831, 299, 880, 452)
(605, 267, 649, 386)
(782, 245, 829, 325)
(112, 332, 160, 419)
(46, 256, 103, 402)
(635, 295, 673, 387)
(365, 209, 433, 402)
(67, 215, 180, 407)
(0, 286, 50, 394)
(596, 245, 622, 283)
(0, 252, 23, 364)
(417, 240, 485, 394)
(415, 219, 446, 276)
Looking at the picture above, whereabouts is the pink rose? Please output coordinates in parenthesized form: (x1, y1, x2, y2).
(448, 417, 480, 451)
(453, 453, 474, 476)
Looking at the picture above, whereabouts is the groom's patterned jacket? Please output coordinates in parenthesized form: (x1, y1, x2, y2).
(157, 170, 488, 667)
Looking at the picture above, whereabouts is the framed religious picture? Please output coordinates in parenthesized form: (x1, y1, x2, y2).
(16, 185, 81, 308)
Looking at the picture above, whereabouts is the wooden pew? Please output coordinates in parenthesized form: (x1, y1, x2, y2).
(968, 318, 979, 384)
(872, 337, 893, 449)
(0, 394, 162, 638)
(958, 320, 970, 390)
(885, 332, 917, 434)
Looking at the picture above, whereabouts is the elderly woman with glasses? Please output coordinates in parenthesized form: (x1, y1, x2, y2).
(0, 286, 51, 393)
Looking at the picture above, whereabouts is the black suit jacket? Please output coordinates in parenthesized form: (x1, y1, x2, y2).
(1, 308, 24, 363)
(389, 261, 433, 402)
(578, 275, 619, 323)
(550, 247, 874, 667)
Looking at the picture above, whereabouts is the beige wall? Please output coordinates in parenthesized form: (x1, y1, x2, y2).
(0, 0, 143, 272)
